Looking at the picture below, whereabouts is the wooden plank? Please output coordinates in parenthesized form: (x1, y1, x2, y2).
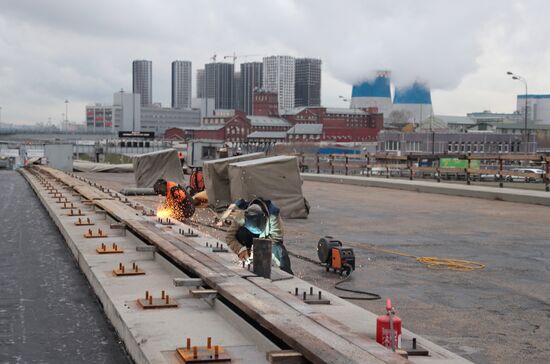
(411, 167, 438, 172)
(247, 277, 408, 364)
(125, 220, 233, 286)
(499, 154, 543, 161)
(217, 277, 406, 364)
(466, 168, 500, 175)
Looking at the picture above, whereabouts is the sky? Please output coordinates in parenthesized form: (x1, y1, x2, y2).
(1, 0, 550, 125)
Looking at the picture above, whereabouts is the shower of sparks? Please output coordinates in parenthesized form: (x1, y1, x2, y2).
(156, 207, 173, 219)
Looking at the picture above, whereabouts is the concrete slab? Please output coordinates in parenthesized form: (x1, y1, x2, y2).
(22, 170, 278, 364)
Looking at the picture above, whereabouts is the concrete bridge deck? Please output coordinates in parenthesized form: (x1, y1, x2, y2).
(16, 167, 472, 364)
(76, 171, 550, 363)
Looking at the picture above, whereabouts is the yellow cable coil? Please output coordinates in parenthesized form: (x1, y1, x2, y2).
(351, 245, 485, 272)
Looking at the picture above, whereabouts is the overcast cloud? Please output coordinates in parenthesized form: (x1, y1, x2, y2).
(1, 0, 550, 125)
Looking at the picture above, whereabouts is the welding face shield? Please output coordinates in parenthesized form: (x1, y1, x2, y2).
(244, 204, 267, 235)
(153, 178, 167, 196)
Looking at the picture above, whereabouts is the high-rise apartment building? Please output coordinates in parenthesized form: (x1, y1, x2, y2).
(240, 62, 263, 115)
(205, 62, 234, 109)
(233, 72, 242, 112)
(262, 56, 295, 112)
(171, 60, 192, 109)
(132, 60, 152, 106)
(196, 69, 205, 98)
(294, 58, 321, 107)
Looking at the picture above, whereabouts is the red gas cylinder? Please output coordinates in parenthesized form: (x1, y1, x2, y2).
(376, 298, 402, 349)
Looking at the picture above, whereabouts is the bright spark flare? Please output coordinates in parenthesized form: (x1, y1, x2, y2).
(156, 207, 173, 219)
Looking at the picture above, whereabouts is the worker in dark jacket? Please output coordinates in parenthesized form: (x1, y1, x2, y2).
(153, 179, 196, 220)
(225, 198, 293, 275)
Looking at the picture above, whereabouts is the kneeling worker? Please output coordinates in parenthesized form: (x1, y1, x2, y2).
(226, 199, 293, 275)
(153, 179, 196, 220)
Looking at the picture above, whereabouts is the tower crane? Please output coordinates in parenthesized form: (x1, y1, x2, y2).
(223, 53, 261, 65)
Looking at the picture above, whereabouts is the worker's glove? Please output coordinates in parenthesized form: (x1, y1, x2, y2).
(237, 247, 250, 261)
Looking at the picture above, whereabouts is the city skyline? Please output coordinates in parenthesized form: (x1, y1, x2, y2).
(2, 1, 550, 124)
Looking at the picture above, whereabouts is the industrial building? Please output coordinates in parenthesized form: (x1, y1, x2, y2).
(140, 105, 200, 135)
(262, 55, 295, 113)
(378, 130, 536, 154)
(86, 92, 199, 135)
(517, 94, 550, 125)
(85, 104, 114, 131)
(350, 71, 393, 120)
(252, 90, 279, 117)
(294, 58, 322, 107)
(171, 60, 192, 109)
(392, 82, 433, 124)
(283, 107, 383, 142)
(132, 60, 152, 106)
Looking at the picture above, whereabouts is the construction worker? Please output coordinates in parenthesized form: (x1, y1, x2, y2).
(153, 179, 195, 220)
(225, 199, 293, 275)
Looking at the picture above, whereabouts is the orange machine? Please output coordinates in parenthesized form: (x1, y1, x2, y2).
(317, 237, 355, 276)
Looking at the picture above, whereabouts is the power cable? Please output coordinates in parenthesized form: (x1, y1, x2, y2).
(287, 251, 381, 301)
(343, 242, 485, 272)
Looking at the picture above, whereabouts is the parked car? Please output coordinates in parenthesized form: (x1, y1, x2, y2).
(505, 168, 544, 182)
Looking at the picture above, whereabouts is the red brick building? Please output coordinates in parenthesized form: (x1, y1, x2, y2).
(177, 111, 291, 143)
(168, 105, 384, 144)
(282, 107, 383, 142)
(252, 91, 279, 117)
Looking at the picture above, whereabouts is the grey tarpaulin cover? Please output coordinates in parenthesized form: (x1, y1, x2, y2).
(73, 160, 133, 173)
(133, 149, 185, 187)
(228, 155, 309, 219)
(203, 152, 265, 211)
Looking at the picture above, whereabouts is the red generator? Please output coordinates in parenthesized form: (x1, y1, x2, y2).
(376, 298, 402, 349)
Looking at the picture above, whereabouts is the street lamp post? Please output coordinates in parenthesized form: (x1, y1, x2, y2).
(507, 72, 529, 153)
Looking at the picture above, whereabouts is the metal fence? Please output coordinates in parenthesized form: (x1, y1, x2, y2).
(298, 153, 550, 191)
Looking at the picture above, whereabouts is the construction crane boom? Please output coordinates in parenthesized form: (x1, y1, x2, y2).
(223, 53, 261, 64)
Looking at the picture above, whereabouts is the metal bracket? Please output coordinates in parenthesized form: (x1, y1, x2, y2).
(205, 242, 228, 253)
(96, 243, 123, 254)
(176, 338, 230, 363)
(113, 262, 145, 276)
(67, 209, 85, 217)
(291, 287, 331, 305)
(83, 228, 108, 238)
(178, 228, 198, 237)
(137, 290, 178, 309)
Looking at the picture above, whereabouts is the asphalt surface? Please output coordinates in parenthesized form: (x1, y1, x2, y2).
(284, 180, 550, 364)
(0, 171, 131, 364)
(77, 172, 550, 363)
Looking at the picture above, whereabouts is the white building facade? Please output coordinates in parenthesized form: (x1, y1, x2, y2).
(113, 92, 141, 132)
(262, 56, 295, 113)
